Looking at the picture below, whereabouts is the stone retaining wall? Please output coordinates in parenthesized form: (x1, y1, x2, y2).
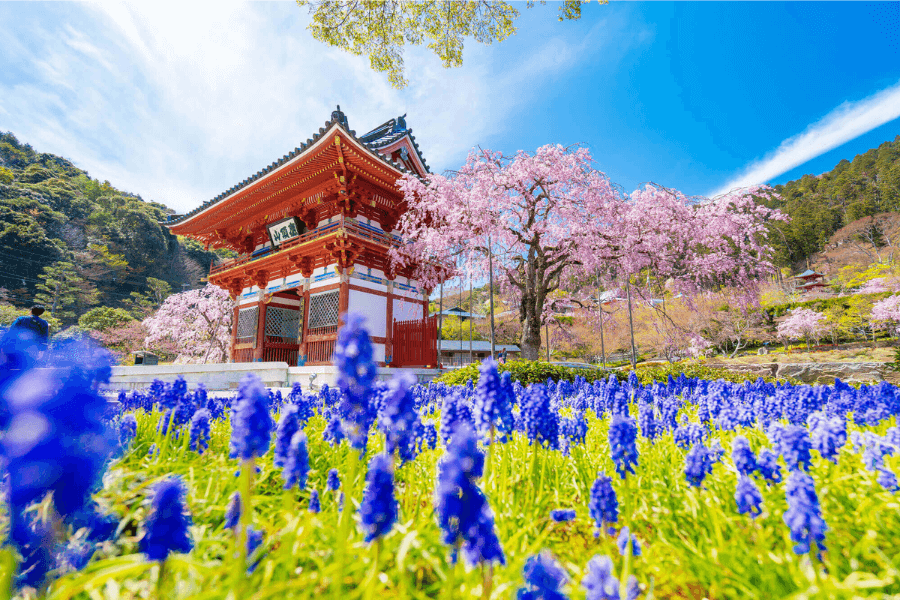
(109, 362, 441, 391)
(706, 361, 892, 385)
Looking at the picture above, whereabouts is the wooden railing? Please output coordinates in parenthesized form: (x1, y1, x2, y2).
(233, 347, 254, 363)
(210, 221, 400, 276)
(308, 339, 336, 364)
(307, 325, 338, 338)
(264, 346, 299, 364)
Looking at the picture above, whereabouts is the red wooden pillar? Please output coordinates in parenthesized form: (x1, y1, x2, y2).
(385, 282, 394, 366)
(338, 271, 350, 322)
(253, 297, 267, 362)
(230, 302, 240, 363)
(299, 284, 311, 365)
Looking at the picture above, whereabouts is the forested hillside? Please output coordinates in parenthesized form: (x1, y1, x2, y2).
(761, 135, 900, 266)
(0, 131, 227, 325)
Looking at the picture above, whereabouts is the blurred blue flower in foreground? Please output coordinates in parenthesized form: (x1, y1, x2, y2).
(139, 477, 193, 561)
(550, 509, 576, 523)
(517, 550, 568, 600)
(783, 471, 827, 558)
(434, 423, 505, 567)
(358, 453, 398, 543)
(229, 374, 274, 461)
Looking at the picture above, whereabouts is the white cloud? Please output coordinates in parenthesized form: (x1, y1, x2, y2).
(0, 2, 614, 213)
(713, 79, 900, 197)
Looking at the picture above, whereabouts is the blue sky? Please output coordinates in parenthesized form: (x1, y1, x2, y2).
(0, 2, 898, 213)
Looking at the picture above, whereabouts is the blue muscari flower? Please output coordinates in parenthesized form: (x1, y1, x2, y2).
(809, 413, 846, 463)
(731, 436, 758, 476)
(157, 409, 177, 437)
(206, 395, 225, 421)
(147, 443, 159, 458)
(608, 415, 638, 478)
(282, 431, 310, 491)
(673, 423, 706, 450)
(1, 334, 116, 525)
(783, 471, 827, 558)
(139, 477, 193, 561)
(877, 468, 899, 492)
(229, 374, 274, 461)
(11, 515, 56, 589)
(756, 448, 783, 484)
(56, 538, 95, 575)
(246, 526, 265, 573)
(769, 423, 812, 472)
(118, 414, 138, 447)
(734, 475, 763, 517)
(68, 504, 119, 542)
(273, 404, 300, 468)
(521, 385, 560, 449)
(516, 551, 568, 600)
(434, 423, 504, 567)
(309, 489, 321, 512)
(581, 555, 620, 600)
(224, 491, 241, 530)
(323, 414, 345, 446)
(550, 509, 576, 522)
(625, 576, 641, 600)
(589, 472, 618, 535)
(684, 443, 718, 488)
(189, 409, 211, 454)
(638, 402, 659, 440)
(440, 390, 473, 446)
(380, 373, 421, 462)
(420, 421, 439, 450)
(333, 313, 378, 453)
(855, 432, 895, 471)
(616, 526, 641, 557)
(326, 468, 341, 492)
(358, 453, 398, 542)
(473, 359, 513, 440)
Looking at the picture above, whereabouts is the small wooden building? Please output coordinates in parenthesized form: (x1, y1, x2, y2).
(165, 108, 440, 367)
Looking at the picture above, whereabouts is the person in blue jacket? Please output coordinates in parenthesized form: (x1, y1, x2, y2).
(1, 305, 50, 368)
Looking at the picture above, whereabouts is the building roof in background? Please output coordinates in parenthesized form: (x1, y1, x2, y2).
(795, 269, 824, 279)
(439, 341, 520, 352)
(433, 306, 485, 319)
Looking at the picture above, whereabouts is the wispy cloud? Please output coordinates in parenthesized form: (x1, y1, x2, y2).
(0, 2, 612, 213)
(713, 79, 900, 197)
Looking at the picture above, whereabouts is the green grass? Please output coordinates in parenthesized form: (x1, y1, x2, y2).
(30, 407, 900, 600)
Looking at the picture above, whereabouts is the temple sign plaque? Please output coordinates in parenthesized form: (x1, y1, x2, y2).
(267, 217, 302, 246)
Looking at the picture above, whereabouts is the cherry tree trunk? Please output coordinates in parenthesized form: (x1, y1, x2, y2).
(520, 312, 543, 361)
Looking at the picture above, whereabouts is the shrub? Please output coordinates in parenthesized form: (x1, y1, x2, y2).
(434, 359, 781, 386)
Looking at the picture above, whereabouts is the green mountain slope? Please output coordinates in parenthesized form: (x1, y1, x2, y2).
(0, 131, 227, 324)
(761, 135, 900, 266)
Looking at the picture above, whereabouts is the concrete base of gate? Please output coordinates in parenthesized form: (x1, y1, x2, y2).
(108, 362, 443, 392)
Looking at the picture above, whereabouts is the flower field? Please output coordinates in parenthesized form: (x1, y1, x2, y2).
(2, 320, 900, 600)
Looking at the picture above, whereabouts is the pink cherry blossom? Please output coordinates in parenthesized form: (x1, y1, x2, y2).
(871, 294, 900, 335)
(776, 308, 825, 350)
(143, 284, 233, 363)
(391, 144, 785, 359)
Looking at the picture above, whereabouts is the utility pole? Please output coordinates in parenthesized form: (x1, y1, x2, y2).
(488, 235, 496, 360)
(468, 277, 474, 364)
(626, 278, 637, 369)
(438, 282, 443, 369)
(545, 321, 551, 362)
(596, 277, 607, 368)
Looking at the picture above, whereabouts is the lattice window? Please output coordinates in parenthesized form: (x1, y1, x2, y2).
(265, 306, 301, 343)
(308, 291, 339, 330)
(236, 306, 259, 343)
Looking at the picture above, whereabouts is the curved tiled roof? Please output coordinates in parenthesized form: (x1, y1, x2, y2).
(164, 106, 429, 226)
